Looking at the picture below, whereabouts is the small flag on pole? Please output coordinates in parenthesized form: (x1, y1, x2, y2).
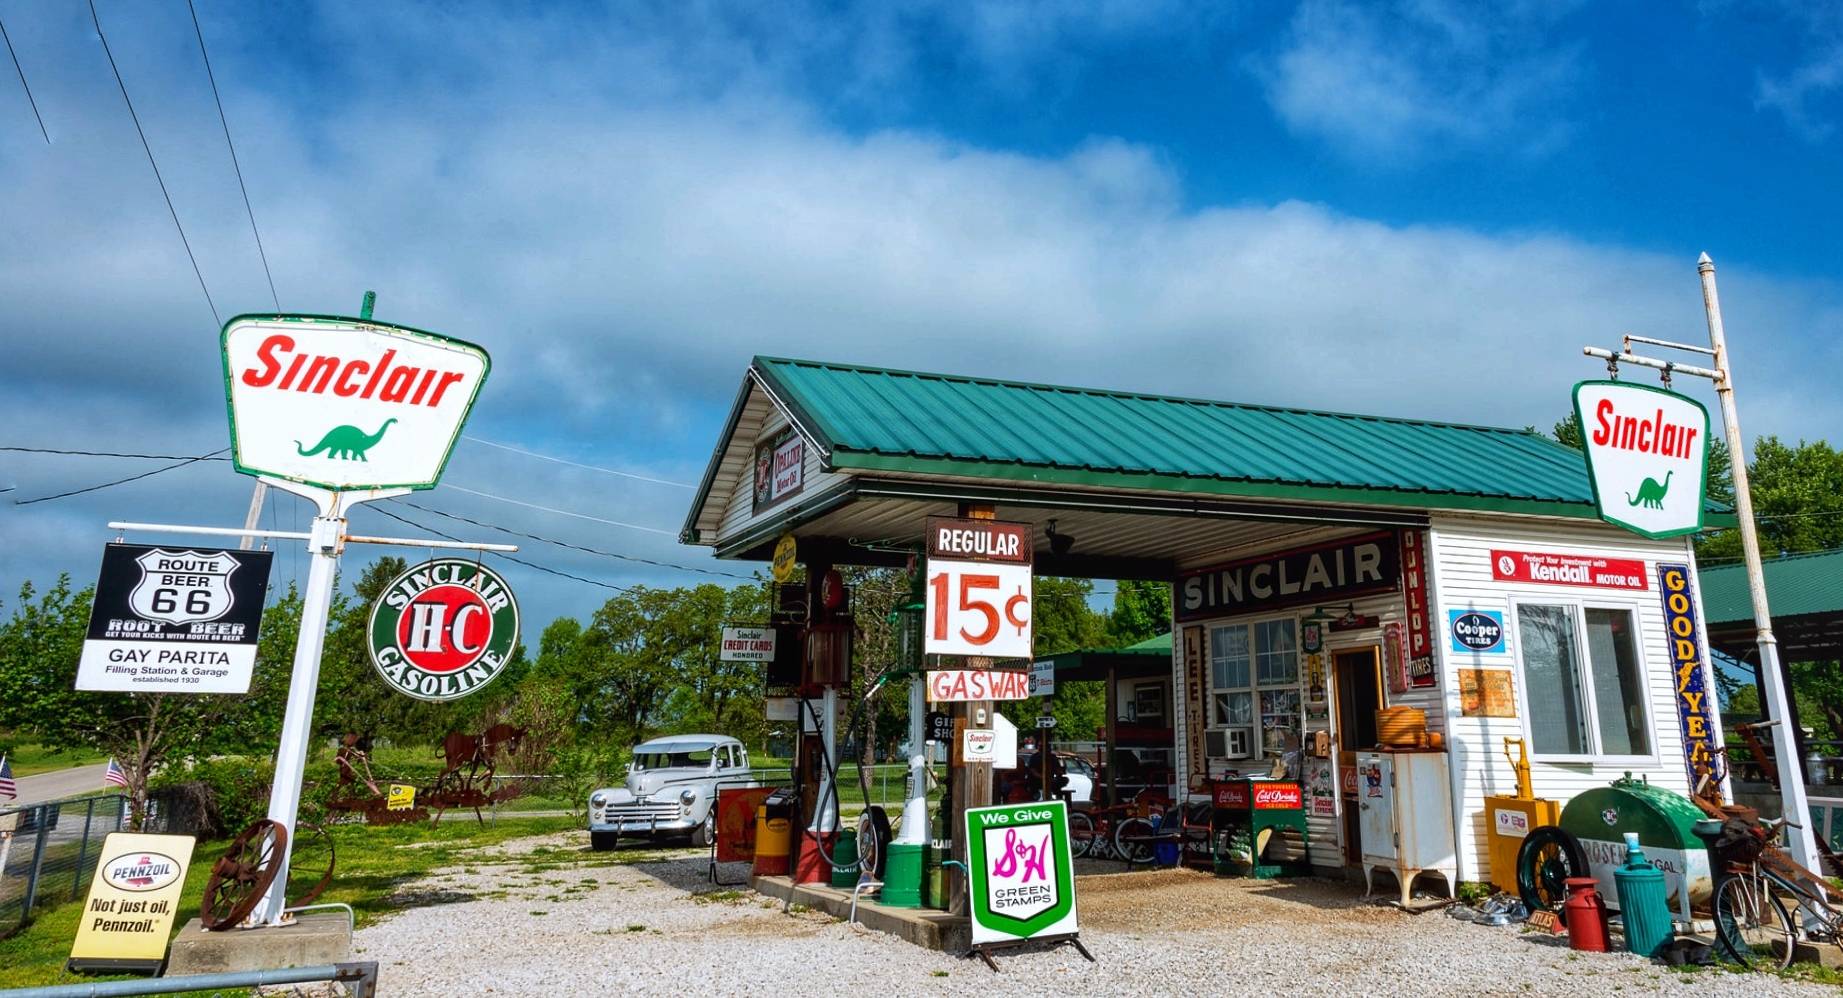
(0, 755, 16, 801)
(103, 759, 130, 789)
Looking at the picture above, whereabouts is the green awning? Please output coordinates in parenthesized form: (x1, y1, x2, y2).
(1701, 547, 1843, 662)
(1035, 632, 1173, 682)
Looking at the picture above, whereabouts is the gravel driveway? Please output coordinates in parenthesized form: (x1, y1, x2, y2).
(353, 831, 1832, 996)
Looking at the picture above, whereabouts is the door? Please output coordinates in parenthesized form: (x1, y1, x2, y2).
(1357, 752, 1396, 863)
(1333, 647, 1382, 864)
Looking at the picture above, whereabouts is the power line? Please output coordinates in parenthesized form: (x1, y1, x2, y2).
(185, 0, 279, 312)
(365, 503, 637, 594)
(442, 483, 677, 536)
(13, 448, 229, 505)
(0, 9, 48, 144)
(1, 445, 231, 460)
(88, 0, 220, 328)
(393, 497, 754, 581)
(461, 435, 694, 488)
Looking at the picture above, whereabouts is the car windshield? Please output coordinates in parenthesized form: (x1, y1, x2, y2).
(632, 748, 714, 770)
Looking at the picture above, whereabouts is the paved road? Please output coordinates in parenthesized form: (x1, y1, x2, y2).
(10, 764, 110, 807)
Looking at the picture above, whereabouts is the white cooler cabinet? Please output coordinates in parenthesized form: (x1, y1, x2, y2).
(1356, 750, 1456, 906)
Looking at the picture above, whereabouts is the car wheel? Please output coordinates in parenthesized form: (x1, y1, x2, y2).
(590, 831, 619, 852)
(691, 811, 715, 848)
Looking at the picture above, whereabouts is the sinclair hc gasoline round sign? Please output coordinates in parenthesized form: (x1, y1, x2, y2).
(369, 558, 520, 701)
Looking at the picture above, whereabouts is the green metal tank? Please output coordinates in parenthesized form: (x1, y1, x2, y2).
(1557, 774, 1712, 925)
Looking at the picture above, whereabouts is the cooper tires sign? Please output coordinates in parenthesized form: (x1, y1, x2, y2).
(368, 558, 520, 701)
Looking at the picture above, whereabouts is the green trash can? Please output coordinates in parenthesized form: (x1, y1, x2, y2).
(1614, 832, 1673, 958)
(829, 830, 859, 888)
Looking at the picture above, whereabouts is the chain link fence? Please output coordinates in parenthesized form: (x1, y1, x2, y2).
(0, 794, 127, 938)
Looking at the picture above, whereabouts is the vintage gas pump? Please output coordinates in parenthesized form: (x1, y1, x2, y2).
(881, 581, 929, 907)
(794, 567, 851, 884)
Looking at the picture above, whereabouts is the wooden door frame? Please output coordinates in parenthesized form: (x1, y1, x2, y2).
(1329, 642, 1382, 864)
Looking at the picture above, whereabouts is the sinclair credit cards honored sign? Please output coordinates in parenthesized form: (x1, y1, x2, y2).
(369, 558, 520, 701)
(1573, 380, 1711, 539)
(76, 544, 272, 693)
(925, 517, 1033, 659)
(221, 314, 491, 491)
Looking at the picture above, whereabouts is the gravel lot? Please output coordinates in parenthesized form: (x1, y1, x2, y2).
(354, 830, 1833, 996)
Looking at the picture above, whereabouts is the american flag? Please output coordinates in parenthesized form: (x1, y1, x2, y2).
(103, 758, 130, 789)
(0, 754, 15, 802)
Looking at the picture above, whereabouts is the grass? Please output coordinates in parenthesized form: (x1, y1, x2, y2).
(0, 814, 579, 990)
(0, 739, 107, 777)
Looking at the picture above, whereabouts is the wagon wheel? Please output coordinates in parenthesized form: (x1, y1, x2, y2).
(286, 821, 336, 908)
(200, 819, 287, 930)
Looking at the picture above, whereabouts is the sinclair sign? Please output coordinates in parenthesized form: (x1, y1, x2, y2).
(221, 314, 491, 491)
(368, 558, 520, 701)
(1572, 381, 1710, 539)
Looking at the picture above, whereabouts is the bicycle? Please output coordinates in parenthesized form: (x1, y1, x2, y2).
(1698, 814, 1843, 970)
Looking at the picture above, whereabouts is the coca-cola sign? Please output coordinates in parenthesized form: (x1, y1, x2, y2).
(1252, 783, 1303, 810)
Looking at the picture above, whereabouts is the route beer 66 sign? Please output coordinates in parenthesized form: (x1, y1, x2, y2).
(77, 543, 273, 694)
(1572, 380, 1710, 539)
(925, 516, 1033, 660)
(221, 314, 491, 491)
(369, 558, 520, 701)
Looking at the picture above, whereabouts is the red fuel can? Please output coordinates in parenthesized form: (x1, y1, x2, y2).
(1563, 876, 1609, 952)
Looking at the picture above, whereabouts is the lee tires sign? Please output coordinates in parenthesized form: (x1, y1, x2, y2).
(925, 517, 1033, 660)
(369, 558, 520, 701)
(1573, 380, 1710, 539)
(222, 314, 490, 491)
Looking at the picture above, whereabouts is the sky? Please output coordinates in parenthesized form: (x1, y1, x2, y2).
(1, 0, 1840, 628)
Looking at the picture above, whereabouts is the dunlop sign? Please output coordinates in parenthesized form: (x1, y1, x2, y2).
(1658, 563, 1719, 790)
(76, 543, 272, 694)
(67, 833, 196, 974)
(1573, 380, 1710, 539)
(222, 314, 491, 491)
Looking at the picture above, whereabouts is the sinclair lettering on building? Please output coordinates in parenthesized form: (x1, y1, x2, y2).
(222, 314, 491, 491)
(1572, 380, 1710, 539)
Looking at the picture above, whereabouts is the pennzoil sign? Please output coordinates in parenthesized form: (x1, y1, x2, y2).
(369, 558, 520, 701)
(222, 314, 491, 492)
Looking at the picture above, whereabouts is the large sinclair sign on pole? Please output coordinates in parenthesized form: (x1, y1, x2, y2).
(221, 314, 491, 491)
(1573, 380, 1711, 539)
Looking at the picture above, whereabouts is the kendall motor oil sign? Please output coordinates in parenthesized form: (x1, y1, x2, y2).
(1573, 380, 1710, 539)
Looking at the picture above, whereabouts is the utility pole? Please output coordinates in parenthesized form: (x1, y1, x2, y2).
(1584, 254, 1818, 872)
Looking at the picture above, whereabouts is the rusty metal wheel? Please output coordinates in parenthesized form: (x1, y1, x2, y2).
(287, 821, 335, 908)
(200, 818, 287, 930)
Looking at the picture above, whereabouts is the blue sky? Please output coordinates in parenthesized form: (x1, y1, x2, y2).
(2, 0, 1840, 626)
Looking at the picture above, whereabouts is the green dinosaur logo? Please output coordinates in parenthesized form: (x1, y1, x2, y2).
(1626, 470, 1672, 509)
(295, 419, 396, 462)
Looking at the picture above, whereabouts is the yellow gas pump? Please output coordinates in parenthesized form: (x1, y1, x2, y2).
(1485, 737, 1561, 891)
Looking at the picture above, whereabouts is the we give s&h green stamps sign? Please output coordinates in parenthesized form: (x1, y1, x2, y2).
(1573, 381, 1711, 540)
(965, 799, 1080, 947)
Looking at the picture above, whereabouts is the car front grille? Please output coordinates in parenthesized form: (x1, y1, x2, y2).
(599, 800, 680, 823)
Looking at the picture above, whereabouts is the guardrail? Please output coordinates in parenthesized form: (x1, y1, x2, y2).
(0, 961, 378, 998)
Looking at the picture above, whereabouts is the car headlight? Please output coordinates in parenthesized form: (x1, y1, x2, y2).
(591, 792, 606, 807)
(679, 789, 697, 806)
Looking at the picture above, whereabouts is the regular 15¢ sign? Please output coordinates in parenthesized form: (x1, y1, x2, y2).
(925, 517, 1033, 660)
(369, 558, 520, 701)
(222, 314, 491, 492)
(1573, 380, 1710, 539)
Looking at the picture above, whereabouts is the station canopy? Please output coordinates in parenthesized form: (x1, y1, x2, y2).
(1701, 547, 1843, 663)
(1034, 632, 1174, 682)
(682, 357, 1730, 576)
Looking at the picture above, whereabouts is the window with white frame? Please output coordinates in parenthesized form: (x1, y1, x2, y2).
(1514, 602, 1651, 759)
(1208, 618, 1299, 759)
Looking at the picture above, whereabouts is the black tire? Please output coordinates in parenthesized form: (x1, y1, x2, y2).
(590, 830, 619, 851)
(690, 811, 715, 848)
(1516, 825, 1587, 923)
(1114, 816, 1158, 865)
(1713, 874, 1796, 970)
(1068, 810, 1096, 859)
(857, 806, 892, 879)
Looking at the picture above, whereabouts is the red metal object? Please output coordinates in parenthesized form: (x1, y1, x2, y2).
(794, 829, 836, 884)
(1563, 876, 1610, 952)
(1214, 781, 1303, 810)
(715, 787, 776, 864)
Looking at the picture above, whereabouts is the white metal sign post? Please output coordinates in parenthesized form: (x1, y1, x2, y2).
(1583, 254, 1819, 873)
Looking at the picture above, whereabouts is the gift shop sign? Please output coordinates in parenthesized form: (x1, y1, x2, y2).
(77, 543, 272, 694)
(1490, 549, 1648, 591)
(925, 517, 1033, 659)
(1573, 380, 1710, 539)
(966, 800, 1080, 947)
(222, 315, 490, 491)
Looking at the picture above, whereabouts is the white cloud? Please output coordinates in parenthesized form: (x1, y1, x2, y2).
(1254, 0, 1583, 159)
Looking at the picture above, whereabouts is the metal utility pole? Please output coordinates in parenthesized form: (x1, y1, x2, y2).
(1584, 253, 1818, 872)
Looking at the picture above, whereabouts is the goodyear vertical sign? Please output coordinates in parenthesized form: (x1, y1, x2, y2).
(1658, 564, 1717, 790)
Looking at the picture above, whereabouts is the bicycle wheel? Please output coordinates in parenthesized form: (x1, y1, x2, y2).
(1516, 825, 1587, 922)
(1067, 810, 1096, 859)
(1114, 816, 1158, 865)
(1713, 873, 1796, 971)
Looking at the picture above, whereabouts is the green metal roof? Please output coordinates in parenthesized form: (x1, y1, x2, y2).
(1701, 547, 1843, 625)
(1035, 631, 1173, 680)
(756, 357, 1607, 516)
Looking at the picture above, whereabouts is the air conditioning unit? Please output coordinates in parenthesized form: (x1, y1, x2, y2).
(1205, 728, 1250, 760)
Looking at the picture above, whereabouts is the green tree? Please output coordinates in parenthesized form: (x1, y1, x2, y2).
(1106, 580, 1171, 646)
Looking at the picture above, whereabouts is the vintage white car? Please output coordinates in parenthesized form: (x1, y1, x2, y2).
(588, 735, 756, 850)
